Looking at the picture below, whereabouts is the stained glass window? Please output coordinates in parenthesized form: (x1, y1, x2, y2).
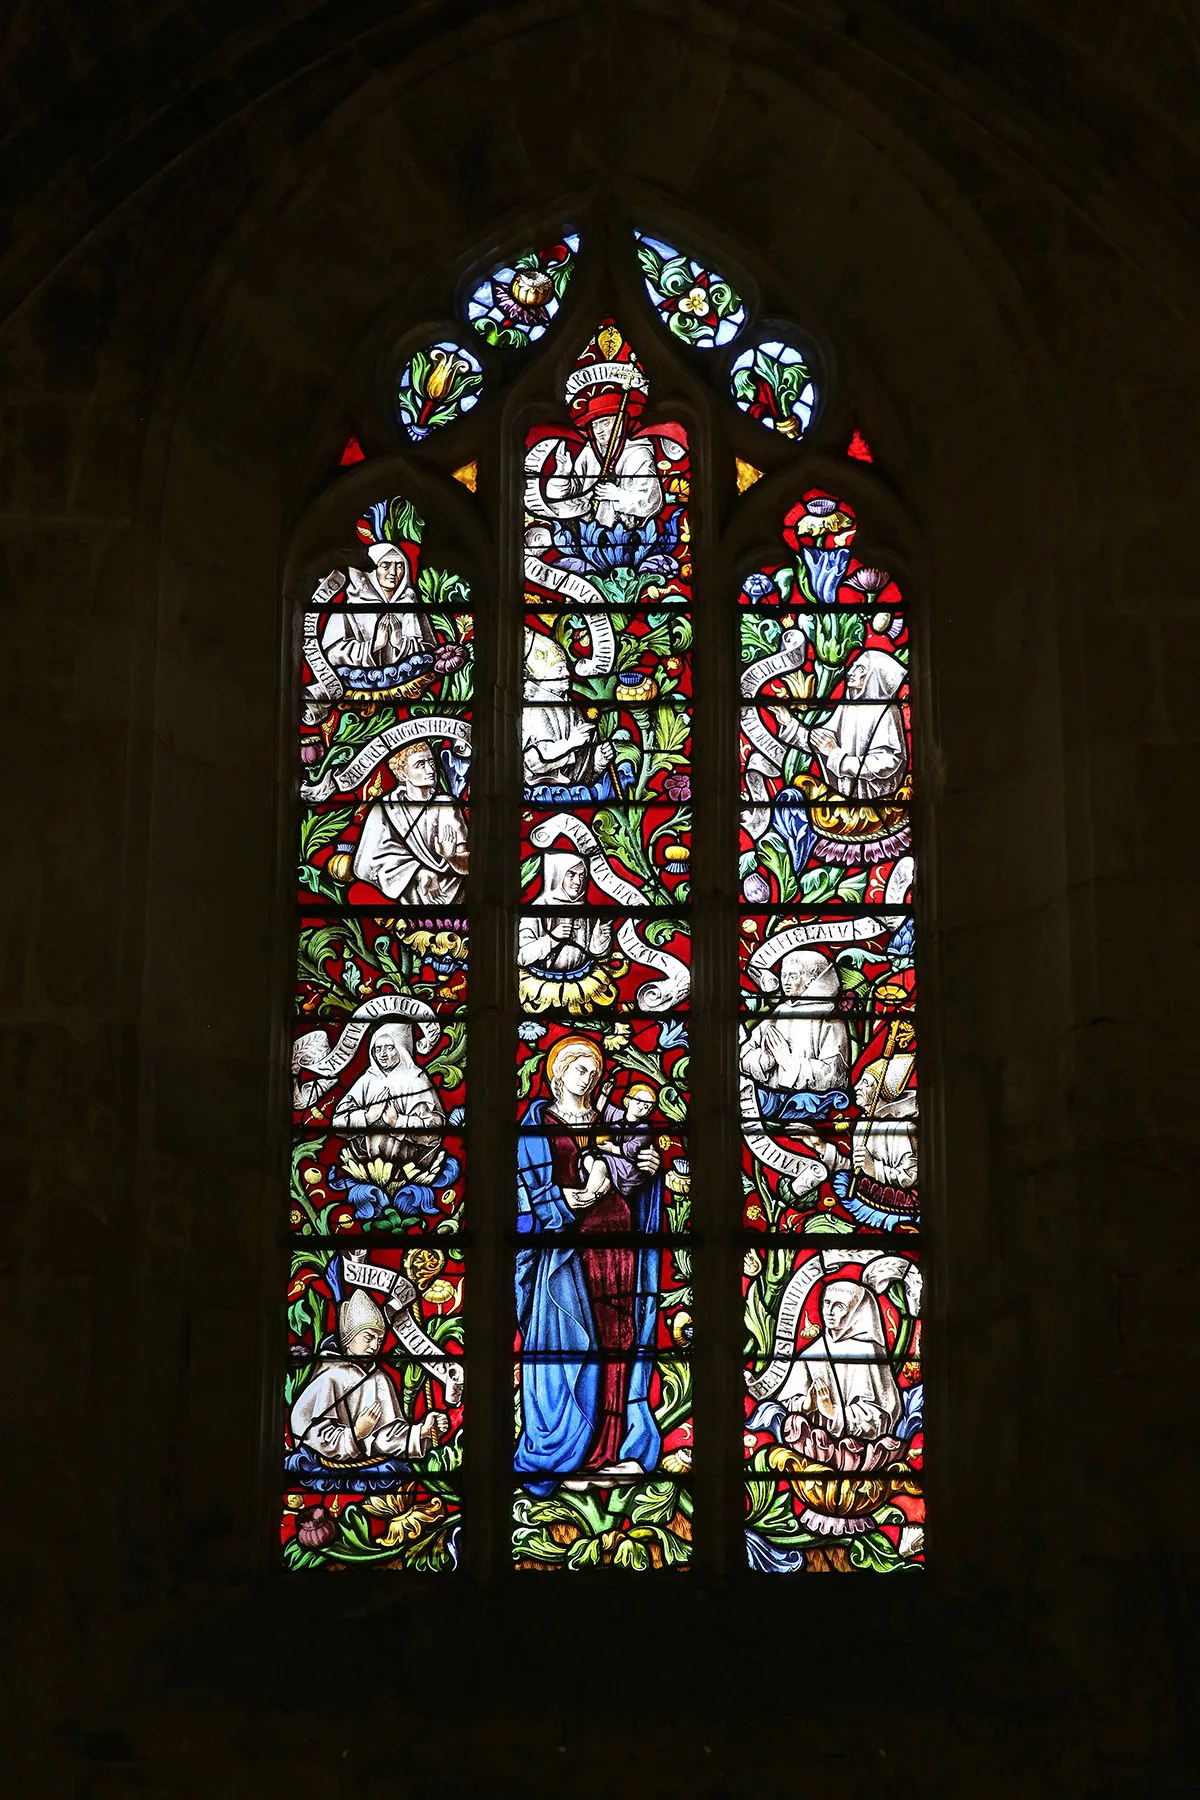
(284, 221, 922, 1577)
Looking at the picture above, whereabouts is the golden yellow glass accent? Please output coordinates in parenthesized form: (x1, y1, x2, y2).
(452, 460, 479, 492)
(735, 457, 763, 494)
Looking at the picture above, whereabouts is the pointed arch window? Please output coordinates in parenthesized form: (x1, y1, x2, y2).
(282, 219, 923, 1577)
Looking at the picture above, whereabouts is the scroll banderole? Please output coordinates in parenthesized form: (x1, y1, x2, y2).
(846, 1017, 904, 1202)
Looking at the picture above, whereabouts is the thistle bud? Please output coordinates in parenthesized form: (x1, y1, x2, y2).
(297, 1507, 337, 1549)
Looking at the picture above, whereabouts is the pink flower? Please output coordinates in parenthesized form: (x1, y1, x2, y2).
(780, 1413, 905, 1473)
(846, 566, 889, 594)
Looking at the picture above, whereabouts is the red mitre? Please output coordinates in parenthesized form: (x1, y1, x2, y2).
(566, 319, 650, 424)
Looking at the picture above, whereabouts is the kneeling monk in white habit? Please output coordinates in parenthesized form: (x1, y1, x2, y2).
(289, 1289, 452, 1469)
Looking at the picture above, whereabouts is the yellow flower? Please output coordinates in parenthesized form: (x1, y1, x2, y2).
(362, 1487, 446, 1548)
(661, 1446, 692, 1473)
(677, 286, 709, 316)
(519, 963, 617, 1014)
(422, 1279, 458, 1308)
(425, 347, 469, 401)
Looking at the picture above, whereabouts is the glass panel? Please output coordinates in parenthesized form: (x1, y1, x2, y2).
(396, 340, 483, 440)
(524, 609, 693, 702)
(467, 232, 580, 348)
(740, 1017, 919, 1232)
(283, 1485, 463, 1572)
(516, 1019, 689, 1125)
(292, 1132, 466, 1234)
(515, 1252, 691, 1343)
(523, 323, 691, 611)
(301, 800, 470, 907)
(739, 808, 913, 904)
(730, 340, 818, 439)
(284, 1244, 465, 1505)
(302, 611, 473, 706)
(633, 231, 747, 348)
(742, 1245, 922, 1462)
(297, 914, 468, 1018)
(745, 1480, 923, 1574)
(301, 710, 472, 805)
(513, 1481, 692, 1571)
(741, 697, 910, 804)
(521, 805, 689, 905)
(740, 607, 907, 680)
(513, 1355, 692, 1488)
(738, 915, 915, 1016)
(293, 1011, 465, 1136)
(517, 913, 690, 1014)
(738, 494, 906, 611)
(522, 702, 691, 803)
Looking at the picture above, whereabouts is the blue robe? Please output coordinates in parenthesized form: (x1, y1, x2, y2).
(515, 1097, 662, 1495)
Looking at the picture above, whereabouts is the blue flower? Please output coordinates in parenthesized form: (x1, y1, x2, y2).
(888, 920, 915, 958)
(742, 571, 776, 603)
(337, 1179, 392, 1221)
(656, 1017, 689, 1052)
(551, 510, 681, 576)
(898, 1382, 923, 1441)
(770, 796, 816, 875)
(801, 545, 850, 605)
(447, 1105, 467, 1126)
(518, 1021, 546, 1042)
(390, 1182, 441, 1218)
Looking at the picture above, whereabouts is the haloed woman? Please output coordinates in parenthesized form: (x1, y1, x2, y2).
(514, 1035, 663, 1494)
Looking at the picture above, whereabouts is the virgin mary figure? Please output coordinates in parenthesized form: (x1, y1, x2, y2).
(515, 1035, 663, 1495)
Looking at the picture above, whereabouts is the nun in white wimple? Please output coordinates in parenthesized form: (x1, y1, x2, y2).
(519, 853, 614, 974)
(774, 648, 908, 801)
(775, 1279, 902, 1442)
(322, 541, 435, 672)
(333, 1022, 445, 1135)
